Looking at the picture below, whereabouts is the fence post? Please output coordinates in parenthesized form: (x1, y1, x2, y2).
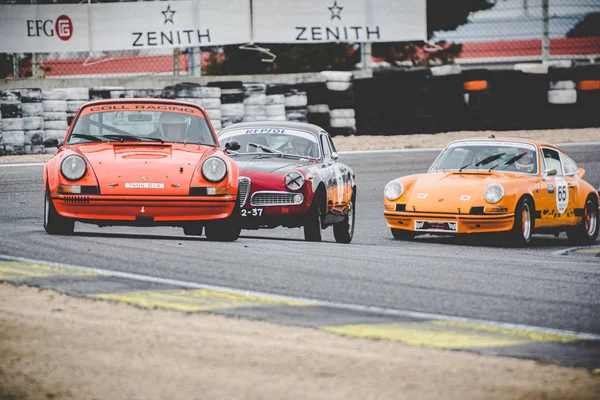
(189, 47, 201, 77)
(542, 0, 549, 61)
(360, 43, 372, 72)
(32, 53, 40, 78)
(173, 48, 180, 76)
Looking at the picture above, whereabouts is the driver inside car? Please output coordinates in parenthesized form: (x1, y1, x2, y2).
(153, 112, 191, 142)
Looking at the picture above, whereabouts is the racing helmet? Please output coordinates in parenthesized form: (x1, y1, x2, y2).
(159, 112, 190, 140)
(515, 150, 535, 173)
(290, 137, 309, 155)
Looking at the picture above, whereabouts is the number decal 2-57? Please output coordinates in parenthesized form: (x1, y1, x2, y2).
(555, 177, 568, 214)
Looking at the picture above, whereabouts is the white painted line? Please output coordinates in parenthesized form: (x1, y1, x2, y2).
(0, 163, 45, 168)
(2, 253, 600, 341)
(552, 245, 599, 256)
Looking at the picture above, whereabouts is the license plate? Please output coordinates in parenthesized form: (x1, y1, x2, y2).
(240, 208, 263, 217)
(125, 183, 164, 189)
(414, 220, 458, 232)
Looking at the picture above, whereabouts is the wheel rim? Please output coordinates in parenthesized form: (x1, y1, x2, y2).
(347, 200, 354, 236)
(521, 203, 531, 240)
(585, 201, 597, 236)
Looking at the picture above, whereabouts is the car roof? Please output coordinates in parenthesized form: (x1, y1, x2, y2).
(449, 136, 561, 151)
(218, 121, 326, 136)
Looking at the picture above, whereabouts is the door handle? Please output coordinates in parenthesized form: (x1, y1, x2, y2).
(568, 183, 576, 189)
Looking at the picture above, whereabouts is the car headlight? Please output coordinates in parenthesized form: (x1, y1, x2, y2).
(201, 157, 227, 183)
(285, 171, 304, 191)
(60, 155, 87, 181)
(384, 180, 404, 201)
(484, 183, 504, 204)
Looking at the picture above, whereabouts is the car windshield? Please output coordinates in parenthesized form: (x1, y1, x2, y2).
(67, 107, 217, 146)
(429, 140, 538, 174)
(219, 127, 321, 158)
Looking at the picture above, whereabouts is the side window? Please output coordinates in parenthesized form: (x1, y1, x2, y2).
(327, 134, 338, 154)
(561, 153, 578, 176)
(321, 134, 332, 159)
(542, 148, 563, 176)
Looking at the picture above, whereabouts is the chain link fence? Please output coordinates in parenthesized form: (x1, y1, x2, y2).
(1, 0, 598, 79)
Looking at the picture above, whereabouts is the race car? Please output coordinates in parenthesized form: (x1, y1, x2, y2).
(218, 121, 356, 243)
(43, 98, 241, 241)
(383, 137, 599, 246)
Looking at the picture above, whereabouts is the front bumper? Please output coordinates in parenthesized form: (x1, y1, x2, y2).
(384, 210, 515, 234)
(53, 193, 236, 222)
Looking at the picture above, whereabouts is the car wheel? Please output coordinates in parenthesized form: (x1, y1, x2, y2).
(183, 224, 204, 236)
(205, 198, 241, 242)
(508, 196, 533, 247)
(566, 197, 599, 244)
(44, 190, 74, 235)
(333, 196, 355, 244)
(391, 228, 415, 241)
(304, 194, 322, 242)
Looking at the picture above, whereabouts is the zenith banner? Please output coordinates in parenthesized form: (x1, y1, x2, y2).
(0, 0, 251, 53)
(252, 0, 427, 43)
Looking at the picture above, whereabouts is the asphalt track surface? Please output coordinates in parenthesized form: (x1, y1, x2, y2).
(1, 144, 599, 368)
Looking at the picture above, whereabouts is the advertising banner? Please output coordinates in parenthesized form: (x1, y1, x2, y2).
(252, 0, 427, 43)
(90, 0, 252, 51)
(0, 4, 90, 53)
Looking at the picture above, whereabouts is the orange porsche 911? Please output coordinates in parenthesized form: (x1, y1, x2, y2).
(383, 137, 599, 246)
(42, 99, 241, 241)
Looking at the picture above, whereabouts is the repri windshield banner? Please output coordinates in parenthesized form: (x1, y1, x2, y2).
(0, 0, 426, 52)
(252, 0, 427, 43)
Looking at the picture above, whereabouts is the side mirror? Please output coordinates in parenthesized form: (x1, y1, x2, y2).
(543, 168, 557, 180)
(331, 151, 339, 160)
(43, 137, 59, 148)
(225, 140, 241, 151)
(577, 167, 585, 179)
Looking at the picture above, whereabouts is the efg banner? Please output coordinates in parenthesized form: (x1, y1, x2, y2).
(252, 0, 427, 43)
(90, 0, 251, 51)
(0, 4, 90, 53)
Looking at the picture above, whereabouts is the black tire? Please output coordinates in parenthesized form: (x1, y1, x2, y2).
(333, 195, 355, 244)
(205, 200, 241, 242)
(391, 228, 415, 241)
(44, 190, 74, 235)
(183, 224, 204, 236)
(566, 197, 599, 244)
(507, 196, 534, 247)
(304, 194, 322, 242)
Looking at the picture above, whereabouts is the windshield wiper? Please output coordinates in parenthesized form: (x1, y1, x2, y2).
(248, 142, 283, 156)
(489, 152, 528, 172)
(459, 153, 505, 172)
(103, 134, 164, 143)
(69, 133, 108, 142)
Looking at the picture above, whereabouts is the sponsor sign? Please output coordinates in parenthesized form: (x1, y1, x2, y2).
(0, 4, 89, 52)
(252, 0, 426, 43)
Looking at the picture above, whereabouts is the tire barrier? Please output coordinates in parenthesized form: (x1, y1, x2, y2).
(2, 64, 599, 157)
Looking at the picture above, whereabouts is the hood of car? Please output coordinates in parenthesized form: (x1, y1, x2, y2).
(76, 143, 209, 195)
(405, 171, 515, 213)
(235, 155, 308, 174)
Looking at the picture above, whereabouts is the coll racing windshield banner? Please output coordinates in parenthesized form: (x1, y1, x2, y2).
(252, 0, 426, 43)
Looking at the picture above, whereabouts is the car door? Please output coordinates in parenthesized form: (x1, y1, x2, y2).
(560, 151, 581, 226)
(536, 147, 575, 227)
(322, 133, 351, 213)
(319, 133, 336, 213)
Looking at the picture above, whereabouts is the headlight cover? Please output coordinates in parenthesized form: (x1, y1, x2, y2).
(285, 171, 304, 191)
(60, 155, 87, 181)
(201, 157, 227, 183)
(484, 183, 504, 204)
(384, 180, 404, 201)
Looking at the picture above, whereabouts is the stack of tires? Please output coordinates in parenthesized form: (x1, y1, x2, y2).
(265, 84, 287, 121)
(0, 90, 25, 155)
(547, 67, 578, 129)
(284, 88, 308, 123)
(429, 65, 465, 133)
(208, 81, 244, 128)
(321, 71, 356, 136)
(575, 64, 600, 127)
(461, 68, 494, 131)
(63, 88, 89, 126)
(89, 86, 127, 100)
(124, 89, 163, 98)
(173, 83, 222, 131)
(298, 82, 330, 130)
(242, 83, 267, 123)
(19, 89, 45, 154)
(42, 89, 69, 148)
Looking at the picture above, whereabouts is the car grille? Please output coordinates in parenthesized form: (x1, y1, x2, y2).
(250, 191, 303, 206)
(238, 176, 251, 207)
